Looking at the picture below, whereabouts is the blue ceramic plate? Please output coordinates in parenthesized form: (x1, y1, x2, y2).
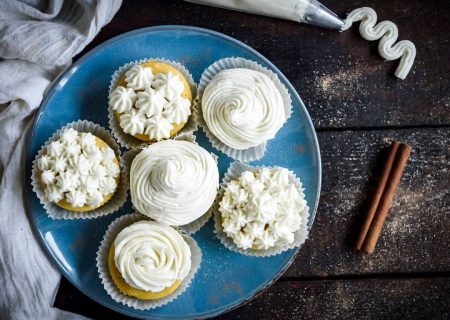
(25, 26, 321, 319)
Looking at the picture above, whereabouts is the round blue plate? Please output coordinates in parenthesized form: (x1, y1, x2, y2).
(25, 26, 321, 319)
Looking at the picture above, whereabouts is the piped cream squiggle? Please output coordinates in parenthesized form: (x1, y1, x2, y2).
(341, 7, 416, 79)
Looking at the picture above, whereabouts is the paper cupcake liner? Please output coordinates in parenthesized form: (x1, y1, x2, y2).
(96, 212, 202, 310)
(213, 161, 309, 257)
(108, 58, 198, 149)
(31, 120, 128, 220)
(122, 136, 217, 235)
(178, 206, 213, 235)
(196, 57, 292, 162)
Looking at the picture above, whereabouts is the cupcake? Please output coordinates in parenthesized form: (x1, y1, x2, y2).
(197, 57, 292, 162)
(35, 128, 120, 212)
(214, 162, 309, 256)
(109, 221, 191, 300)
(97, 214, 202, 309)
(130, 139, 219, 230)
(108, 59, 196, 148)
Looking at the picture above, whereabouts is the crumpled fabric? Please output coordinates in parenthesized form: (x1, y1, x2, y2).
(0, 1, 121, 319)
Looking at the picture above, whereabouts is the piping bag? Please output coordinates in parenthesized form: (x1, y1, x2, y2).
(184, 0, 344, 29)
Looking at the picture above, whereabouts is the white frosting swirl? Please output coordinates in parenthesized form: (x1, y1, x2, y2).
(66, 189, 86, 208)
(153, 71, 184, 100)
(99, 176, 117, 195)
(130, 140, 219, 226)
(220, 167, 306, 250)
(56, 170, 79, 192)
(202, 68, 285, 150)
(47, 141, 64, 158)
(41, 170, 56, 185)
(144, 115, 173, 141)
(60, 128, 78, 145)
(341, 7, 416, 79)
(79, 175, 100, 195)
(125, 65, 154, 90)
(109, 86, 137, 113)
(87, 190, 103, 207)
(53, 156, 67, 172)
(114, 221, 191, 292)
(110, 63, 192, 141)
(39, 129, 119, 208)
(44, 184, 64, 203)
(37, 155, 53, 171)
(119, 109, 146, 136)
(135, 87, 165, 117)
(163, 97, 191, 124)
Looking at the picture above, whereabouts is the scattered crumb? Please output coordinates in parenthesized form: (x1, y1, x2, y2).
(313, 64, 369, 100)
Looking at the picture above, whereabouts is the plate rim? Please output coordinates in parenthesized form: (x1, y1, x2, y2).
(24, 25, 322, 319)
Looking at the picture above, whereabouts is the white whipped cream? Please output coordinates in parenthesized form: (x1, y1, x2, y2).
(153, 71, 185, 101)
(202, 68, 285, 150)
(219, 167, 306, 250)
(39, 128, 119, 208)
(108, 86, 137, 113)
(125, 65, 154, 90)
(341, 7, 416, 79)
(130, 140, 219, 226)
(144, 115, 173, 141)
(114, 221, 191, 292)
(119, 109, 146, 136)
(135, 87, 165, 117)
(109, 64, 191, 141)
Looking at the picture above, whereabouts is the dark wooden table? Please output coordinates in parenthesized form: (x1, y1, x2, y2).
(55, 1, 450, 319)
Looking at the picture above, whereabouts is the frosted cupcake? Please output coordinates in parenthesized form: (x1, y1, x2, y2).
(130, 139, 219, 230)
(214, 162, 309, 256)
(197, 57, 292, 162)
(109, 221, 191, 300)
(35, 128, 120, 212)
(97, 214, 202, 309)
(109, 60, 196, 148)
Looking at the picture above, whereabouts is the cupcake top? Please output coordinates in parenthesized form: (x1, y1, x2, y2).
(219, 167, 306, 250)
(201, 68, 285, 150)
(37, 128, 120, 209)
(114, 221, 191, 292)
(109, 62, 192, 141)
(130, 140, 219, 226)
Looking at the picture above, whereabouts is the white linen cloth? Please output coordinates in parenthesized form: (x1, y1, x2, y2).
(0, 1, 121, 319)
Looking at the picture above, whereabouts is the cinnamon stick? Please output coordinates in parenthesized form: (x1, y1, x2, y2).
(361, 143, 412, 254)
(355, 141, 400, 250)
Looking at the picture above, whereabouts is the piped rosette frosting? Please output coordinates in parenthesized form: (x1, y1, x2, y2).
(113, 221, 191, 293)
(36, 128, 120, 211)
(130, 140, 219, 226)
(109, 62, 192, 142)
(201, 68, 286, 150)
(219, 167, 307, 251)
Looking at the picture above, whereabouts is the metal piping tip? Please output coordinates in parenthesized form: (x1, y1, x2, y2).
(303, 0, 344, 30)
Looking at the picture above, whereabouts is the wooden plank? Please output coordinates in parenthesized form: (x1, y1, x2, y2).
(217, 278, 450, 319)
(79, 0, 450, 128)
(55, 276, 450, 319)
(284, 127, 450, 277)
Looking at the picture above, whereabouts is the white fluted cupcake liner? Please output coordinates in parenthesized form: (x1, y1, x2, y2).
(178, 206, 214, 235)
(96, 213, 202, 310)
(214, 161, 309, 257)
(121, 135, 217, 235)
(196, 57, 292, 162)
(108, 58, 198, 149)
(31, 120, 128, 220)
